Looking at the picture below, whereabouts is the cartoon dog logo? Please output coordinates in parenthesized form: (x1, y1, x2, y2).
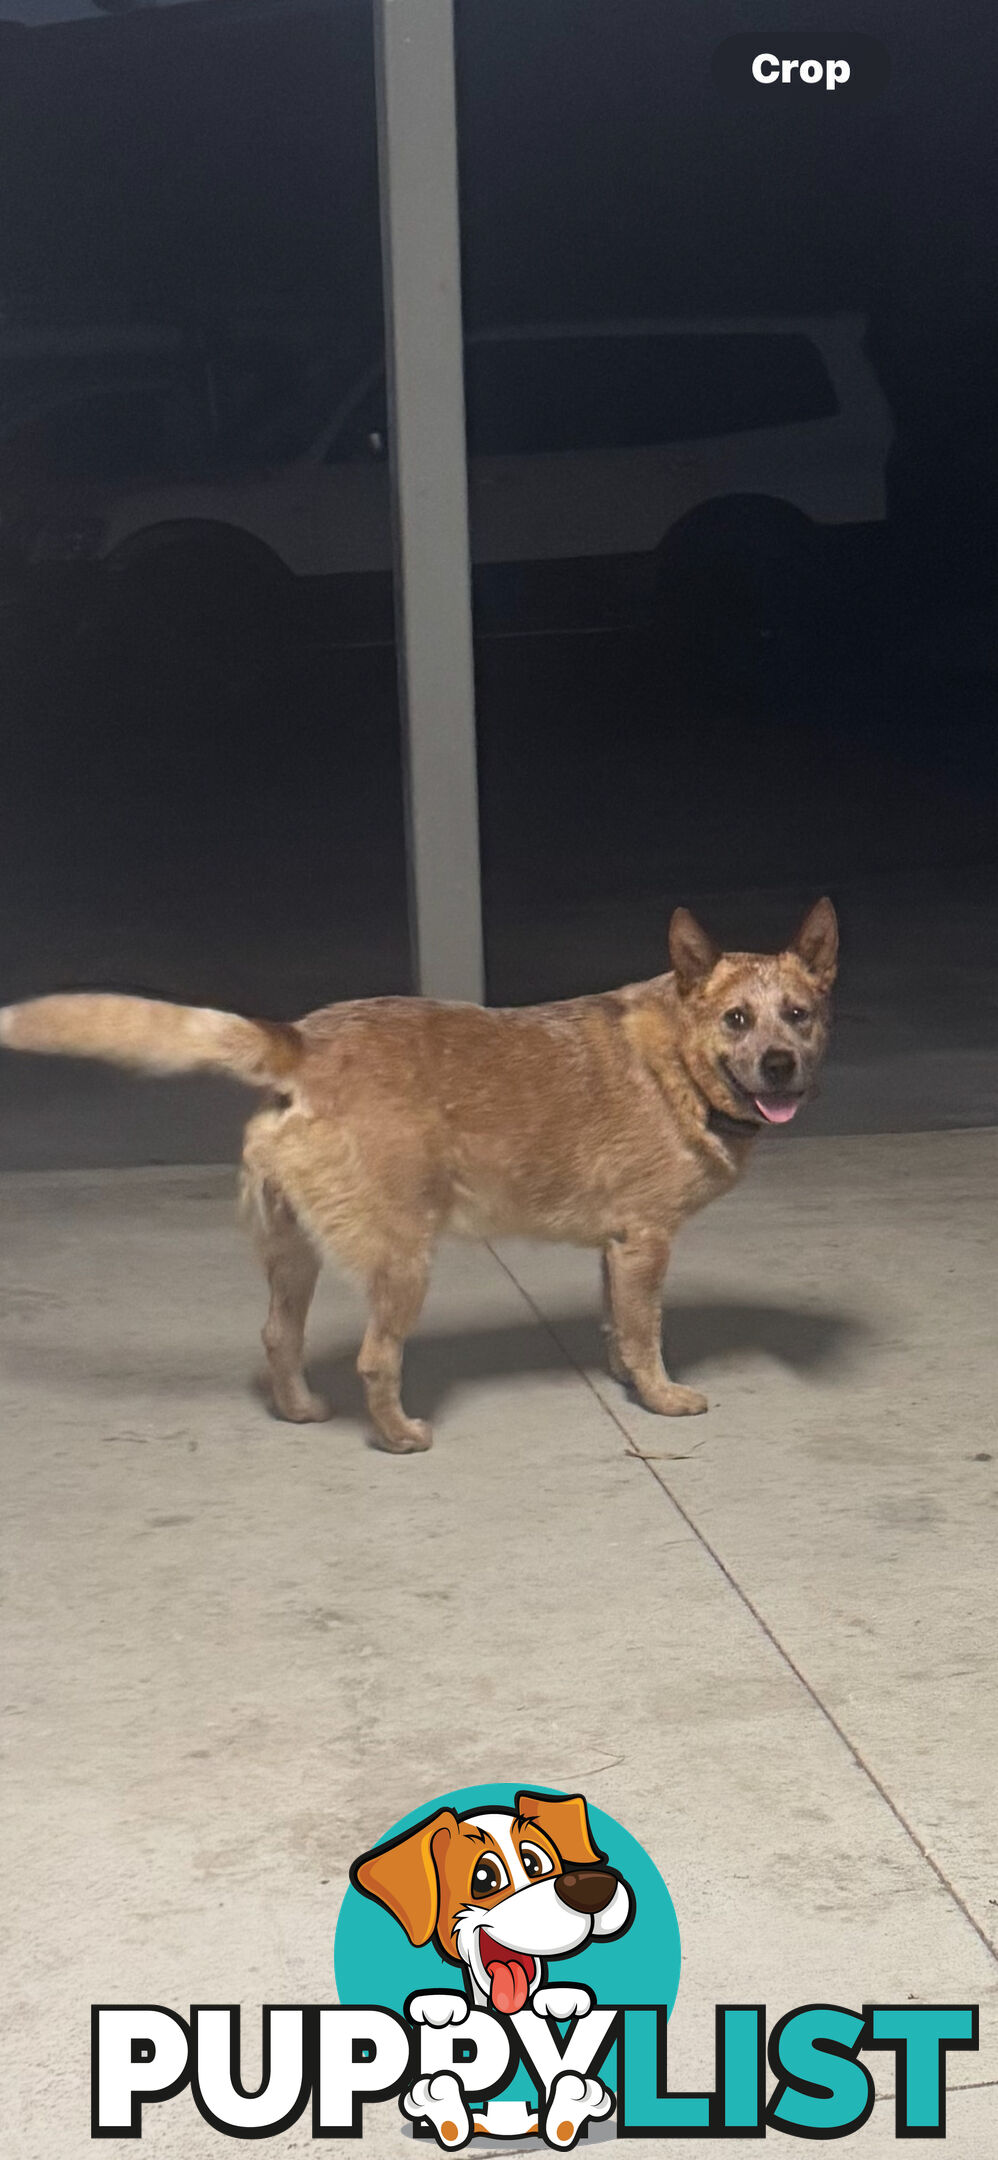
(351, 1790, 633, 2145)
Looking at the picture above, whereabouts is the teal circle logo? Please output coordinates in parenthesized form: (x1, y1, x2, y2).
(335, 1782, 681, 2125)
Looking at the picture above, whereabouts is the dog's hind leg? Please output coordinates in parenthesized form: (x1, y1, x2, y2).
(604, 1232, 707, 1417)
(255, 1182, 329, 1424)
(358, 1245, 433, 1454)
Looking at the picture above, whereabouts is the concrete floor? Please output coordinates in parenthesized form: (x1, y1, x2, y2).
(3, 1129, 996, 2154)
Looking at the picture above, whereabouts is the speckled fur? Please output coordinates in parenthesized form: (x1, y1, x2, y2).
(1, 900, 837, 1451)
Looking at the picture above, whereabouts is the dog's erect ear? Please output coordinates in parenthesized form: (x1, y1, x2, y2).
(515, 1792, 606, 1870)
(788, 896, 838, 988)
(668, 908, 721, 992)
(351, 1809, 457, 1946)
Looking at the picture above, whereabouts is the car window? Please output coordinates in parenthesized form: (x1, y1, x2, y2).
(322, 332, 838, 464)
(21, 385, 205, 480)
(210, 338, 328, 462)
(463, 333, 838, 455)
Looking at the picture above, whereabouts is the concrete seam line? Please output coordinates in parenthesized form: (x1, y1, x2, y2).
(877, 2078, 997, 2100)
(485, 1242, 998, 1975)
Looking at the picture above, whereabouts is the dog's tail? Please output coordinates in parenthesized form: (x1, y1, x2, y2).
(0, 993, 303, 1089)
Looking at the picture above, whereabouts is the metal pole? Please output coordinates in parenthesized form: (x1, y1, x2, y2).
(373, 0, 484, 1004)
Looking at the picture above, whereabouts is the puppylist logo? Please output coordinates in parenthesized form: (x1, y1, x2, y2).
(91, 1784, 978, 2144)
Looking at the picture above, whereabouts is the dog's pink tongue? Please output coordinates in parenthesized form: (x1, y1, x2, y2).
(754, 1096, 800, 1124)
(489, 1960, 529, 2015)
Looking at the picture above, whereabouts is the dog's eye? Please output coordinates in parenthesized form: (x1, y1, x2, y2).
(519, 1843, 555, 1881)
(722, 1007, 750, 1033)
(471, 1855, 508, 1898)
(786, 1005, 811, 1026)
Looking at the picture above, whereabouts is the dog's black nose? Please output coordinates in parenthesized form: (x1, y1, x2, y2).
(759, 1047, 797, 1086)
(555, 1869, 618, 1915)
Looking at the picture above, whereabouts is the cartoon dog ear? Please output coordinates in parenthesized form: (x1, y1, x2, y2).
(788, 896, 838, 989)
(515, 1792, 606, 1869)
(351, 1809, 458, 1947)
(668, 907, 721, 992)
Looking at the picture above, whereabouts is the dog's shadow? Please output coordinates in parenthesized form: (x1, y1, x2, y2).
(310, 1298, 874, 1428)
(0, 1295, 873, 1426)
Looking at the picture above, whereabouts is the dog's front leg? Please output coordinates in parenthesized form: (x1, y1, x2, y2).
(532, 1984, 594, 2022)
(401, 1997, 473, 2145)
(604, 1231, 707, 1417)
(407, 1993, 471, 2029)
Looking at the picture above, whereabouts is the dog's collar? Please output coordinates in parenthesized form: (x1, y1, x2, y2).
(706, 1103, 761, 1142)
(683, 1064, 762, 1144)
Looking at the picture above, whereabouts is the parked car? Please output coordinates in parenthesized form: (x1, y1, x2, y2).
(0, 314, 893, 674)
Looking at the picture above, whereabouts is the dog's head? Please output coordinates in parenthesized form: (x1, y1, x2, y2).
(352, 1791, 633, 2013)
(668, 897, 838, 1129)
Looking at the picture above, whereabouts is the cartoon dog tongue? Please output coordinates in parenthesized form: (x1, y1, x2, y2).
(485, 1949, 531, 2014)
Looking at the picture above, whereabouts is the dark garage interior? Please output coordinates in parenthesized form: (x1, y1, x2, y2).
(0, 0, 995, 1163)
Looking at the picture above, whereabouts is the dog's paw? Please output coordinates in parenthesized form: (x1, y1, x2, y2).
(267, 1382, 332, 1424)
(402, 2072, 472, 2147)
(406, 1992, 470, 2028)
(639, 1381, 708, 1417)
(531, 1984, 594, 2022)
(284, 1391, 332, 1424)
(372, 1415, 434, 1454)
(543, 2071, 614, 2148)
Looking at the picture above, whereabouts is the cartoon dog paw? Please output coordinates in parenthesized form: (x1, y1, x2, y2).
(402, 2071, 472, 2148)
(407, 1992, 471, 2027)
(543, 2071, 614, 2149)
(531, 1984, 595, 2023)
